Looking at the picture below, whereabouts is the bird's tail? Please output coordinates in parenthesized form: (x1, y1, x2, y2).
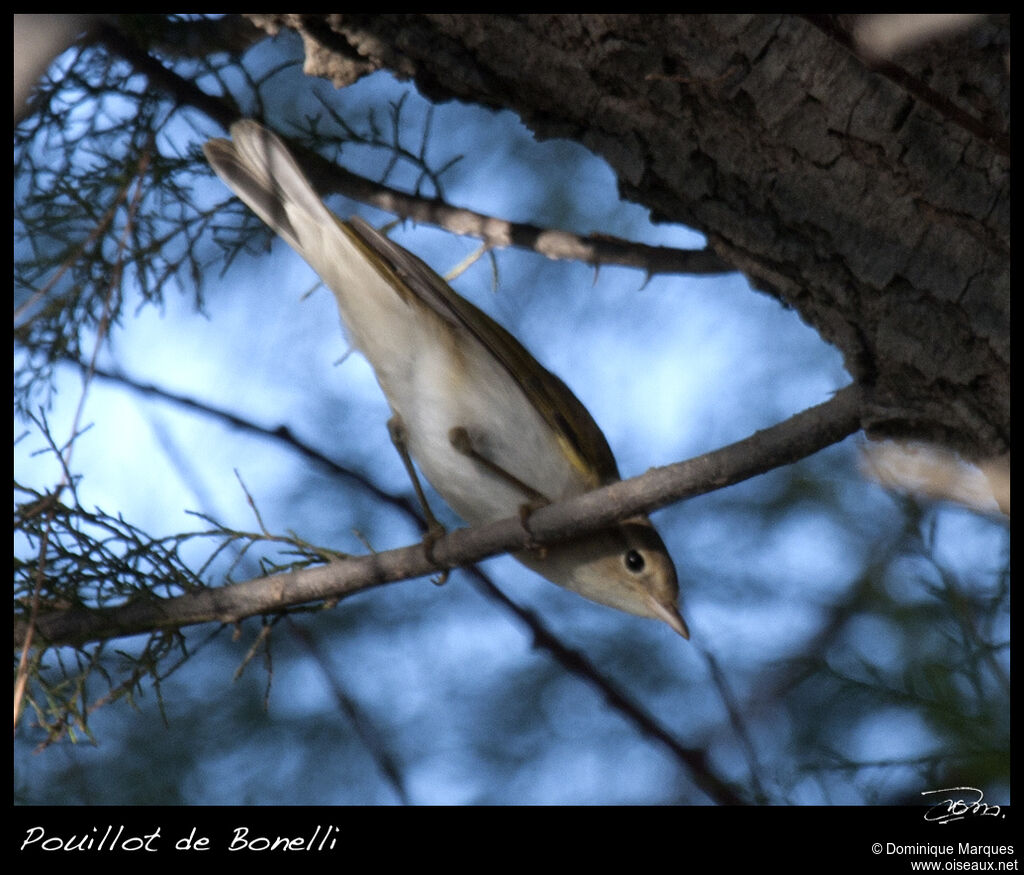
(203, 120, 340, 260)
(204, 120, 433, 381)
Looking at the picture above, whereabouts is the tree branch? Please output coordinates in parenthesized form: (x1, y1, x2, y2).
(466, 565, 748, 804)
(57, 355, 422, 523)
(94, 20, 733, 277)
(34, 353, 748, 802)
(15, 383, 863, 649)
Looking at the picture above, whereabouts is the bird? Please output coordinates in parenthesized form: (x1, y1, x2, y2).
(204, 120, 688, 638)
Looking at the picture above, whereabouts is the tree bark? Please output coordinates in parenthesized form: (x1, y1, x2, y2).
(248, 13, 1010, 459)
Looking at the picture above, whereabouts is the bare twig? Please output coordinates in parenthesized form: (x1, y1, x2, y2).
(49, 355, 422, 523)
(288, 620, 411, 805)
(465, 565, 747, 804)
(14, 143, 152, 733)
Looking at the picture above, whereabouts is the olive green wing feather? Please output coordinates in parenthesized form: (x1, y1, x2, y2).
(342, 216, 622, 488)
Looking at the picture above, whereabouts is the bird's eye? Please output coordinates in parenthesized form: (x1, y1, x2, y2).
(624, 549, 646, 573)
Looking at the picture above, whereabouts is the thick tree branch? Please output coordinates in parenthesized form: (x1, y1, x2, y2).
(15, 384, 863, 649)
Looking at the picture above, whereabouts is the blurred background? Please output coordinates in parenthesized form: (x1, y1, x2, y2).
(14, 18, 1009, 805)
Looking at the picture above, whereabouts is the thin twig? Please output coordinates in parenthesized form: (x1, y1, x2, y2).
(465, 566, 746, 804)
(14, 142, 153, 734)
(288, 619, 412, 805)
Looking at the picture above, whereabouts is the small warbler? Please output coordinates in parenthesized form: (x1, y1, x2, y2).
(204, 120, 688, 638)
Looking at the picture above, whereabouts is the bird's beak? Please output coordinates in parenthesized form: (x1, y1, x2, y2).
(649, 597, 690, 640)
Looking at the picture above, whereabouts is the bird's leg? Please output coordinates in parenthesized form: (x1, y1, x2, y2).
(388, 414, 448, 585)
(448, 426, 549, 553)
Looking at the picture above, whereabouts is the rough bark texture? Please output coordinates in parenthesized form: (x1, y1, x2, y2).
(250, 13, 1010, 459)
